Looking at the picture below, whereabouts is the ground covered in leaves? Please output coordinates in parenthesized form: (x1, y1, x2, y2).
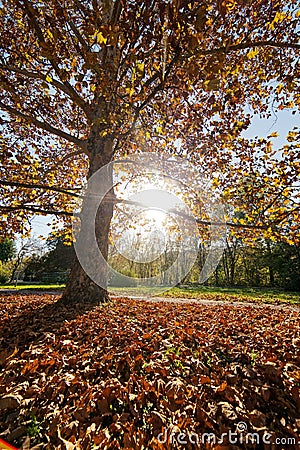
(0, 294, 299, 449)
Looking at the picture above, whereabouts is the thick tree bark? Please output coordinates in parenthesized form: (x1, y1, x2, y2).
(60, 135, 115, 305)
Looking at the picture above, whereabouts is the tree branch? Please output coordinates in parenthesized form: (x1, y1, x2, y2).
(20, 0, 93, 121)
(112, 197, 268, 230)
(0, 100, 88, 153)
(67, 19, 90, 52)
(43, 150, 87, 176)
(119, 48, 182, 139)
(0, 179, 82, 197)
(196, 40, 300, 57)
(2, 192, 297, 232)
(270, 204, 300, 226)
(0, 204, 75, 217)
(0, 64, 93, 120)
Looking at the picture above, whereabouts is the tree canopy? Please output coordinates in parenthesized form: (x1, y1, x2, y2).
(0, 0, 299, 301)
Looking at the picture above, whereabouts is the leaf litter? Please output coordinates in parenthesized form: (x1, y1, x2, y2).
(0, 294, 299, 449)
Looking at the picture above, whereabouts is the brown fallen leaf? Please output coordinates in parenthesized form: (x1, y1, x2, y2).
(0, 394, 22, 410)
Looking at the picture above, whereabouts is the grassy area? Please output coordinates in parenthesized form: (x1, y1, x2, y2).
(0, 283, 299, 304)
(164, 285, 300, 304)
(110, 285, 299, 304)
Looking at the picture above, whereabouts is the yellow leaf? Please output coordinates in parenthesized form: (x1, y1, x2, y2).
(268, 132, 279, 138)
(136, 62, 144, 73)
(287, 131, 297, 141)
(235, 121, 244, 128)
(45, 75, 52, 83)
(126, 87, 134, 97)
(286, 238, 294, 245)
(96, 31, 107, 45)
(46, 30, 54, 40)
(273, 11, 286, 23)
(276, 83, 284, 93)
(247, 48, 259, 59)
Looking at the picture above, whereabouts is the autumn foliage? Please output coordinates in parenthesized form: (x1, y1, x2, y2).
(0, 0, 300, 302)
(0, 294, 299, 449)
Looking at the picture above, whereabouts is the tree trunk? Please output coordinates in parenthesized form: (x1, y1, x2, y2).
(60, 135, 114, 305)
(266, 241, 274, 287)
(230, 261, 235, 286)
(269, 266, 275, 286)
(215, 263, 219, 286)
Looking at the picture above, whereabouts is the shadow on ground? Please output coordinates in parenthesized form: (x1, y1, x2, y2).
(0, 293, 101, 358)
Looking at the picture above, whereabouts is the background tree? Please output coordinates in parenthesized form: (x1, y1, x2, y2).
(8, 237, 44, 284)
(0, 237, 16, 262)
(0, 237, 16, 282)
(0, 0, 299, 304)
(23, 235, 75, 282)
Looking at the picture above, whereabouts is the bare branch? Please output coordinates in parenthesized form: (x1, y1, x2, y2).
(110, 0, 123, 25)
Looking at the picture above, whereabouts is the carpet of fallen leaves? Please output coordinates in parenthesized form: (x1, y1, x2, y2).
(0, 294, 299, 450)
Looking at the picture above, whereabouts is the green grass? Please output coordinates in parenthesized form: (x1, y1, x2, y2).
(0, 283, 299, 304)
(109, 285, 300, 304)
(110, 286, 300, 304)
(163, 285, 300, 304)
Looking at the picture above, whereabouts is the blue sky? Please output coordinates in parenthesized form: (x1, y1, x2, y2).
(243, 108, 298, 146)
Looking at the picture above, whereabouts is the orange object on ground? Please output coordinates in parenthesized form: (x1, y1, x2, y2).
(0, 438, 18, 449)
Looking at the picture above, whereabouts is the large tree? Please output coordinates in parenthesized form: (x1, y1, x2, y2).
(0, 0, 299, 304)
